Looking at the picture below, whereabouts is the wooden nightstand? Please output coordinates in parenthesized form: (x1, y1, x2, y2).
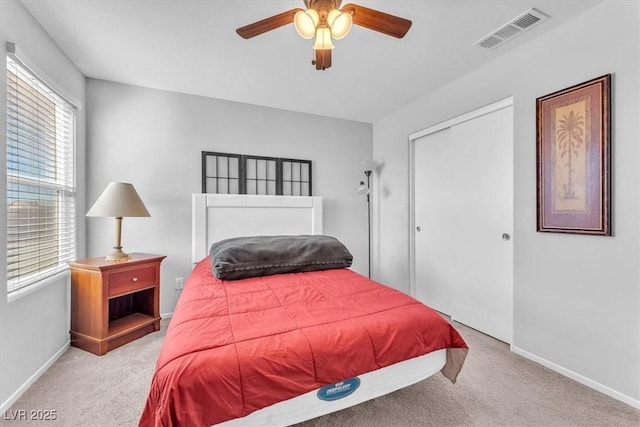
(69, 253, 166, 355)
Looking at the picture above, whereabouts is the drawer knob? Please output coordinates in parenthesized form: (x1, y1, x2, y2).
(132, 277, 138, 282)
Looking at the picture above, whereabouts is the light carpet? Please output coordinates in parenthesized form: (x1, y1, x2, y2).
(1, 320, 638, 426)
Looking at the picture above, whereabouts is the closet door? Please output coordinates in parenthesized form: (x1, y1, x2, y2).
(413, 105, 513, 343)
(414, 127, 455, 316)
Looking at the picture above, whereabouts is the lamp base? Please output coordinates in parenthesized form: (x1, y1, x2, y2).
(105, 247, 131, 262)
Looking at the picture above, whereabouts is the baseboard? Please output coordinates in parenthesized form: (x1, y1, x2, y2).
(160, 312, 173, 320)
(0, 341, 70, 413)
(512, 346, 640, 410)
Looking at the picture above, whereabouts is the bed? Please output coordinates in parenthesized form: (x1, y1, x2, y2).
(139, 194, 468, 427)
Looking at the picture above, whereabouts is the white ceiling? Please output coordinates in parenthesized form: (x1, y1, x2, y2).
(20, 0, 602, 123)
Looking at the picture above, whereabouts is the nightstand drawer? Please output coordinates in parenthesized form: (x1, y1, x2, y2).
(108, 266, 156, 298)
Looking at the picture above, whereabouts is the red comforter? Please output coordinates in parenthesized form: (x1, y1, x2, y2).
(139, 258, 467, 427)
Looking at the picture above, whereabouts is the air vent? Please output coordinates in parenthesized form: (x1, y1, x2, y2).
(478, 36, 502, 49)
(474, 8, 549, 50)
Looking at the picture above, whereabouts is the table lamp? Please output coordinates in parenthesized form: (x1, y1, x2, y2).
(86, 182, 150, 261)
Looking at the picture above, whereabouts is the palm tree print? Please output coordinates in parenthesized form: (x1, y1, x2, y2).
(556, 110, 585, 199)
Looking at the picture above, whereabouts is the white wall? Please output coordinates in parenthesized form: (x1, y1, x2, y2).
(0, 0, 86, 410)
(85, 79, 372, 315)
(373, 1, 639, 405)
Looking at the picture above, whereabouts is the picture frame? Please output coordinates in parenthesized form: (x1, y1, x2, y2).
(536, 74, 611, 235)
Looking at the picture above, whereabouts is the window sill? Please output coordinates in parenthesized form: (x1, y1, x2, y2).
(7, 269, 70, 304)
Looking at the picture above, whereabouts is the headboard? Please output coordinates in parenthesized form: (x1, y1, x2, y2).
(192, 194, 323, 264)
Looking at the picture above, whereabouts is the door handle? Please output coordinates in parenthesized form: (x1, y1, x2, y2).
(502, 233, 511, 241)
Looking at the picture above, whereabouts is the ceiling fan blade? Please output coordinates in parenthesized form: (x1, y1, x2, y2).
(236, 8, 304, 39)
(341, 3, 412, 38)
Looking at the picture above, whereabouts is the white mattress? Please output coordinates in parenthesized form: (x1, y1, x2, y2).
(217, 349, 447, 427)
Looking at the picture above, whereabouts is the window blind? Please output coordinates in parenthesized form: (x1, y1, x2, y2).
(6, 55, 76, 293)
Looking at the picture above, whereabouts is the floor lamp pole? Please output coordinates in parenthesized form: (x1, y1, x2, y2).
(365, 170, 372, 278)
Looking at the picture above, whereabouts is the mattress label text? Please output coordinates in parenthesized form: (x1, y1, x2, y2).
(317, 377, 361, 401)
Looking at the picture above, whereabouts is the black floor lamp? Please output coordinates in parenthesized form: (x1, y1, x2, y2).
(357, 160, 379, 278)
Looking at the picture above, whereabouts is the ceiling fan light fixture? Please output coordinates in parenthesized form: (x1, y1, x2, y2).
(294, 9, 319, 39)
(313, 26, 334, 50)
(236, 1, 412, 70)
(327, 9, 353, 40)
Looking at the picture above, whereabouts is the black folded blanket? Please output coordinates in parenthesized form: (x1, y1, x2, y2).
(209, 235, 353, 280)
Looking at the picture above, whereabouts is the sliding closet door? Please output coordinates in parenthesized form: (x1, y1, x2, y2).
(414, 127, 455, 316)
(413, 105, 513, 343)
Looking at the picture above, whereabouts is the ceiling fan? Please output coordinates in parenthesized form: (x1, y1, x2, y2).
(236, 0, 412, 70)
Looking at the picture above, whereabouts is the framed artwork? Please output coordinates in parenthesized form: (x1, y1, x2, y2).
(536, 74, 611, 235)
(201, 151, 312, 196)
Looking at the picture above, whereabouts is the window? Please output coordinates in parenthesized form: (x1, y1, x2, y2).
(6, 55, 76, 294)
(202, 152, 312, 196)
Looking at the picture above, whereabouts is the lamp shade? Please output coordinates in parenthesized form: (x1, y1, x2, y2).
(356, 181, 370, 196)
(360, 160, 380, 173)
(294, 9, 319, 39)
(86, 182, 150, 218)
(313, 27, 335, 50)
(327, 9, 353, 40)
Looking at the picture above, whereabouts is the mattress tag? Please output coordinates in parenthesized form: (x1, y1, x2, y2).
(317, 377, 361, 401)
